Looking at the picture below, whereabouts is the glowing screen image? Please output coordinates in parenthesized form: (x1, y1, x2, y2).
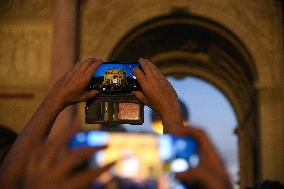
(91, 63, 140, 92)
(69, 131, 198, 189)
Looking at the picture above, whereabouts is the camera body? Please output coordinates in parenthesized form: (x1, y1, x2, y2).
(85, 62, 144, 125)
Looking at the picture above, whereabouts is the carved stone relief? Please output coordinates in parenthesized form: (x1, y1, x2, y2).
(0, 0, 53, 18)
(0, 25, 52, 86)
(0, 0, 13, 13)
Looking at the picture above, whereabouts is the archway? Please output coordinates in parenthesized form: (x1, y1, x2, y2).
(108, 13, 259, 188)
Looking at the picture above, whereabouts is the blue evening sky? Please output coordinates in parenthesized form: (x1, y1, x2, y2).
(124, 76, 239, 182)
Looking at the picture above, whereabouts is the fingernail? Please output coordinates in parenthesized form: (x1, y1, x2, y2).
(89, 58, 96, 62)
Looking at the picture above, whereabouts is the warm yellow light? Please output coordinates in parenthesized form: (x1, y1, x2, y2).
(152, 120, 163, 134)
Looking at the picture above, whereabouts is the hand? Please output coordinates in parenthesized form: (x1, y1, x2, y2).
(48, 58, 102, 107)
(175, 126, 233, 189)
(132, 58, 183, 133)
(0, 58, 110, 189)
(1, 122, 115, 189)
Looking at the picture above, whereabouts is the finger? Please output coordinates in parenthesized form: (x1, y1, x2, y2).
(25, 148, 41, 177)
(86, 59, 103, 75)
(143, 58, 165, 79)
(138, 58, 156, 78)
(84, 60, 103, 83)
(54, 146, 108, 178)
(69, 61, 82, 74)
(79, 58, 97, 71)
(175, 168, 205, 186)
(176, 168, 230, 189)
(133, 67, 146, 87)
(44, 120, 81, 166)
(83, 90, 99, 100)
(132, 91, 149, 105)
(64, 161, 116, 189)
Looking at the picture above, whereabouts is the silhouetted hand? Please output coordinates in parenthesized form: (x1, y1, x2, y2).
(48, 58, 102, 107)
(21, 124, 115, 189)
(175, 126, 233, 189)
(0, 58, 114, 189)
(0, 118, 115, 189)
(132, 58, 183, 134)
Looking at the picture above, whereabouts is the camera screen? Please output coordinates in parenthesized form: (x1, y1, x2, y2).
(69, 131, 199, 189)
(91, 63, 141, 92)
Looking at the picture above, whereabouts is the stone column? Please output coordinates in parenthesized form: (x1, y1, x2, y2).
(258, 86, 284, 182)
(49, 0, 79, 132)
(236, 118, 257, 189)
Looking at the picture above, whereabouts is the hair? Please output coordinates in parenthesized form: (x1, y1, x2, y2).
(259, 180, 284, 189)
(0, 125, 17, 163)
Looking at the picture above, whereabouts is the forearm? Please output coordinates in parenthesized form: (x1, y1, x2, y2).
(20, 94, 65, 140)
(160, 102, 184, 134)
(0, 95, 65, 186)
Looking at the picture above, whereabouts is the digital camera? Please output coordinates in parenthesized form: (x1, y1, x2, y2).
(85, 62, 144, 125)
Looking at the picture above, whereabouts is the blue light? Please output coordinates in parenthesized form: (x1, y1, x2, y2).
(87, 131, 108, 146)
(159, 134, 173, 160)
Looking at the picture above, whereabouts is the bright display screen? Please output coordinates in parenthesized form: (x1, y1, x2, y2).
(91, 63, 140, 92)
(69, 131, 199, 189)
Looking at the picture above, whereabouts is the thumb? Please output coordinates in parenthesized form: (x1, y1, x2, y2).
(85, 90, 99, 99)
(175, 168, 203, 186)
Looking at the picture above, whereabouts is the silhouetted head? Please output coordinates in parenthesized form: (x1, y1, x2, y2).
(0, 125, 17, 163)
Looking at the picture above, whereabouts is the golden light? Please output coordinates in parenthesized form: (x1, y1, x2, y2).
(152, 120, 163, 134)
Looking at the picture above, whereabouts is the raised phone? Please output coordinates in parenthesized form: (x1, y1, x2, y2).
(69, 131, 199, 189)
(85, 62, 144, 125)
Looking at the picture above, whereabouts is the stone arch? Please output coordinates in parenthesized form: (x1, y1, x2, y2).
(108, 13, 259, 188)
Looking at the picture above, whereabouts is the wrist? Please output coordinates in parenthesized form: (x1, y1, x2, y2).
(159, 106, 184, 134)
(44, 93, 66, 111)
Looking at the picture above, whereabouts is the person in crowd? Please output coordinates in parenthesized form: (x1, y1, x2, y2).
(258, 180, 284, 189)
(0, 58, 232, 189)
(0, 125, 17, 164)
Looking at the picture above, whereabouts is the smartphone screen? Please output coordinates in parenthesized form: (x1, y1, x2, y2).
(69, 131, 199, 189)
(91, 62, 141, 92)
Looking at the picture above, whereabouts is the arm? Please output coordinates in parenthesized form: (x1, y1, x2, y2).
(21, 119, 115, 189)
(132, 58, 183, 134)
(0, 58, 102, 188)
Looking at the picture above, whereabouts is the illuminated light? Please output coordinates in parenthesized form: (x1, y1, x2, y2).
(93, 151, 104, 167)
(176, 139, 187, 151)
(152, 120, 163, 134)
(76, 132, 86, 143)
(87, 131, 108, 146)
(133, 76, 136, 79)
(171, 158, 189, 172)
(120, 151, 140, 178)
(175, 183, 186, 189)
(159, 135, 172, 160)
(103, 87, 106, 91)
(189, 154, 199, 167)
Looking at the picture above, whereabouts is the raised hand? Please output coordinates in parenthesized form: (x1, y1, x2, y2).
(132, 58, 183, 134)
(0, 58, 107, 189)
(48, 58, 102, 107)
(175, 126, 233, 189)
(21, 123, 115, 189)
